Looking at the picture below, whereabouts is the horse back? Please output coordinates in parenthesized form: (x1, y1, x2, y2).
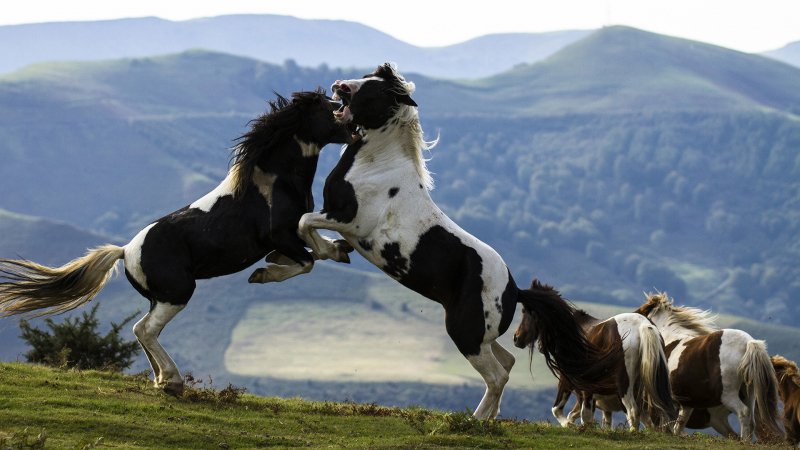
(136, 187, 274, 281)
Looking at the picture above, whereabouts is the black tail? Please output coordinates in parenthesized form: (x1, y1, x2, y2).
(518, 279, 621, 393)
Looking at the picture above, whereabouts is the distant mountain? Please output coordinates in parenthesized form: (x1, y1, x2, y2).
(476, 26, 800, 115)
(763, 40, 800, 68)
(0, 15, 589, 79)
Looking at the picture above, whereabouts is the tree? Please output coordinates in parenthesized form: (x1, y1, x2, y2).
(19, 304, 140, 371)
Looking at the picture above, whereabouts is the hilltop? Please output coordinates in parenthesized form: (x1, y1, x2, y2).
(0, 362, 782, 449)
(0, 15, 589, 78)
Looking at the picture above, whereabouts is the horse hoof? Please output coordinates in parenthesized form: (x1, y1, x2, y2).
(334, 239, 354, 254)
(163, 381, 184, 397)
(248, 269, 267, 283)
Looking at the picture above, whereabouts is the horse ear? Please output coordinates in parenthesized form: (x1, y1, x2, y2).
(397, 94, 417, 107)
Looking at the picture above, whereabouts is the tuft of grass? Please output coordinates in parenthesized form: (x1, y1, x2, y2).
(180, 373, 246, 404)
(432, 410, 506, 436)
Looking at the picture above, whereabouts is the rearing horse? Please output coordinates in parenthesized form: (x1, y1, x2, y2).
(263, 63, 619, 419)
(0, 90, 352, 395)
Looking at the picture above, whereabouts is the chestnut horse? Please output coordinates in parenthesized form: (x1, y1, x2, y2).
(771, 355, 800, 445)
(635, 292, 783, 441)
(515, 305, 676, 430)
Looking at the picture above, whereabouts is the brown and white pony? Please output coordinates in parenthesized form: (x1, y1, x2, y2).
(515, 305, 676, 431)
(771, 355, 800, 446)
(635, 293, 784, 441)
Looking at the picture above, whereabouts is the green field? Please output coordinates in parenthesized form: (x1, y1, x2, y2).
(1, 362, 791, 449)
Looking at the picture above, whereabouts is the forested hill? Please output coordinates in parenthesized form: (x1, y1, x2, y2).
(0, 25, 798, 328)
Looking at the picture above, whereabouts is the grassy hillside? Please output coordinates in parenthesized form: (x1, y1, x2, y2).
(0, 362, 785, 449)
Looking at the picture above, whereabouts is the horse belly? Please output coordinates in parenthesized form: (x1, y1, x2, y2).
(669, 333, 724, 408)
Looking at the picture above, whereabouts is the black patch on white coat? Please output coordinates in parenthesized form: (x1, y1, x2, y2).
(321, 138, 363, 223)
(393, 225, 491, 356)
(358, 239, 373, 251)
(380, 242, 408, 278)
(388, 187, 399, 198)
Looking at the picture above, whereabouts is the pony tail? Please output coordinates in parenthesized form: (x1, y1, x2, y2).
(0, 245, 123, 317)
(518, 280, 621, 393)
(740, 340, 784, 442)
(637, 322, 677, 424)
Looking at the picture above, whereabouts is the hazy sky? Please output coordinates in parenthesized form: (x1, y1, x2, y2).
(3, 0, 799, 53)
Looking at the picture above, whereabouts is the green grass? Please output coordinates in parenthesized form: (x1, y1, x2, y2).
(0, 362, 791, 449)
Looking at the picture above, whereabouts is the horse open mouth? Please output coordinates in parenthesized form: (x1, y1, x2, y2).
(332, 87, 353, 123)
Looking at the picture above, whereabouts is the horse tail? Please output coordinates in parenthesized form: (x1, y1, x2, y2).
(0, 245, 124, 317)
(518, 279, 621, 393)
(637, 321, 677, 423)
(739, 339, 784, 442)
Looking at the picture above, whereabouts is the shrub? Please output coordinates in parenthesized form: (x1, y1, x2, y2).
(19, 304, 140, 371)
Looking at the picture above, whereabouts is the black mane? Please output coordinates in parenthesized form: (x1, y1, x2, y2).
(230, 88, 327, 197)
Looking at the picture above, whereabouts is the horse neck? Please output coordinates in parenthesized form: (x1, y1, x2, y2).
(261, 137, 319, 182)
(649, 313, 698, 341)
(574, 310, 599, 331)
(358, 117, 432, 189)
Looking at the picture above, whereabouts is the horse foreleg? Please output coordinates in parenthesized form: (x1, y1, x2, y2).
(467, 343, 510, 420)
(601, 408, 614, 429)
(132, 302, 185, 396)
(551, 380, 573, 427)
(580, 392, 596, 426)
(673, 406, 694, 435)
(566, 394, 583, 426)
(297, 212, 354, 262)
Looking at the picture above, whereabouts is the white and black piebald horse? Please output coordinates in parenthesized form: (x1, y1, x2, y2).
(635, 292, 784, 442)
(514, 306, 677, 431)
(0, 90, 352, 395)
(264, 63, 620, 419)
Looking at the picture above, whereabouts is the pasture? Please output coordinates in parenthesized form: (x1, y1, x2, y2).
(0, 362, 786, 449)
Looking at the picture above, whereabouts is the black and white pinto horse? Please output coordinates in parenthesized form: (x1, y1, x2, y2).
(635, 293, 784, 441)
(514, 305, 676, 430)
(262, 63, 619, 419)
(0, 90, 352, 395)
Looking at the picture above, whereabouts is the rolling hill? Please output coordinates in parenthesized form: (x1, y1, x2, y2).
(0, 15, 589, 79)
(764, 40, 800, 68)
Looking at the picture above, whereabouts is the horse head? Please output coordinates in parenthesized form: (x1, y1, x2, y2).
(513, 306, 537, 349)
(289, 90, 353, 147)
(230, 89, 351, 197)
(332, 63, 417, 130)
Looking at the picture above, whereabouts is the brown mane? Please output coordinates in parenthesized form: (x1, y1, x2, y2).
(772, 354, 800, 386)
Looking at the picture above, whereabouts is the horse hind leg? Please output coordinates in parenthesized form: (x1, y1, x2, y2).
(133, 312, 160, 383)
(132, 301, 186, 396)
(722, 391, 754, 441)
(466, 342, 510, 420)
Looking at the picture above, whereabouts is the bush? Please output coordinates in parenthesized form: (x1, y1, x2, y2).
(19, 304, 140, 371)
